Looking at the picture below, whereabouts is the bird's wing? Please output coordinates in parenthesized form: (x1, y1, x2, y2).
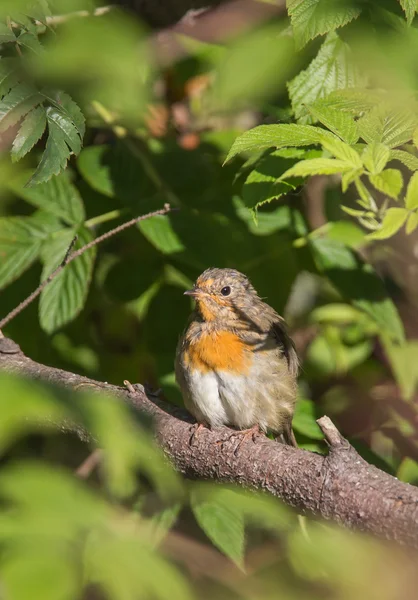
(271, 319, 299, 377)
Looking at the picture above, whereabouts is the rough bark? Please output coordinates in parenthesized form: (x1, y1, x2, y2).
(1, 336, 418, 548)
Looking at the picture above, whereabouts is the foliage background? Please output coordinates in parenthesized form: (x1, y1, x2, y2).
(1, 0, 418, 598)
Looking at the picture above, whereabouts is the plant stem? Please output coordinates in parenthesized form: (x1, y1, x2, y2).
(84, 209, 123, 229)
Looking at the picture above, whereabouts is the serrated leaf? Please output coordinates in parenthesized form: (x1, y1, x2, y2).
(320, 136, 362, 168)
(242, 149, 304, 209)
(362, 143, 390, 174)
(288, 33, 364, 124)
(17, 31, 44, 55)
(191, 488, 245, 567)
(0, 22, 16, 43)
(28, 120, 71, 185)
(368, 207, 408, 240)
(369, 169, 403, 199)
(39, 227, 96, 333)
(311, 237, 405, 342)
(9, 171, 85, 225)
(308, 104, 358, 144)
(315, 88, 381, 115)
(399, 0, 417, 24)
(405, 172, 418, 209)
(43, 90, 85, 139)
(293, 398, 323, 440)
(358, 106, 418, 148)
(46, 105, 81, 154)
(0, 216, 48, 289)
(11, 105, 46, 162)
(139, 215, 185, 255)
(0, 82, 42, 133)
(406, 211, 418, 234)
(280, 158, 353, 179)
(225, 124, 335, 162)
(390, 149, 418, 171)
(287, 0, 361, 48)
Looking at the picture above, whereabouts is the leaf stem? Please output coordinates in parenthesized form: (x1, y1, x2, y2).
(84, 209, 124, 229)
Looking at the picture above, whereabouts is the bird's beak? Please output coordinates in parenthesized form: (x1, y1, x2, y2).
(184, 287, 201, 297)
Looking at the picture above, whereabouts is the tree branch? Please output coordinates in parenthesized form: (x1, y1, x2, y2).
(0, 204, 173, 331)
(1, 337, 418, 548)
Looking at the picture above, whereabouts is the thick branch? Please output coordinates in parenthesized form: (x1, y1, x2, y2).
(1, 337, 418, 548)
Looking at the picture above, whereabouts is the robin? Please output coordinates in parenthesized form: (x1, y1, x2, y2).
(175, 268, 299, 447)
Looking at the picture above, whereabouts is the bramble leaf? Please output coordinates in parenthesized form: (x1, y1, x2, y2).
(362, 143, 390, 175)
(288, 33, 364, 123)
(279, 158, 353, 179)
(368, 208, 408, 240)
(287, 0, 361, 48)
(39, 227, 96, 333)
(369, 169, 403, 199)
(0, 82, 42, 133)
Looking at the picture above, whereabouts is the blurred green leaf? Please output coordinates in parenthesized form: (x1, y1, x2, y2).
(367, 207, 408, 239)
(369, 169, 403, 199)
(390, 149, 418, 171)
(406, 211, 418, 233)
(311, 237, 405, 343)
(358, 106, 418, 148)
(139, 215, 186, 255)
(293, 398, 323, 440)
(397, 457, 418, 484)
(405, 171, 418, 209)
(287, 0, 361, 48)
(9, 171, 85, 225)
(77, 145, 114, 197)
(39, 226, 95, 333)
(384, 339, 418, 400)
(0, 22, 16, 44)
(362, 143, 390, 174)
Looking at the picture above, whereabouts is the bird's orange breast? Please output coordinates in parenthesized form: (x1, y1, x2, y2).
(184, 330, 251, 374)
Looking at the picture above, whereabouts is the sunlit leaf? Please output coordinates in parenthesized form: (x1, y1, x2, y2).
(405, 171, 418, 209)
(367, 207, 408, 239)
(280, 158, 353, 179)
(362, 143, 390, 175)
(369, 169, 403, 199)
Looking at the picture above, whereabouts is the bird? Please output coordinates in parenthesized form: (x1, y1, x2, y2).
(175, 267, 299, 447)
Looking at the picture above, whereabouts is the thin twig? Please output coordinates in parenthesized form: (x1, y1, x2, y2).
(0, 204, 173, 330)
(75, 449, 103, 479)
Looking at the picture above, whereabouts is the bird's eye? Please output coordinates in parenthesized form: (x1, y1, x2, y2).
(221, 286, 231, 296)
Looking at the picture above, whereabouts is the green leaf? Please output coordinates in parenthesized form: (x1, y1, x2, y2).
(17, 31, 44, 55)
(369, 169, 403, 199)
(362, 143, 390, 175)
(358, 106, 418, 148)
(39, 227, 96, 333)
(389, 149, 418, 171)
(242, 149, 304, 209)
(406, 211, 418, 234)
(288, 33, 364, 124)
(0, 216, 48, 289)
(0, 22, 16, 43)
(405, 172, 418, 209)
(280, 158, 353, 179)
(311, 87, 380, 115)
(77, 145, 114, 197)
(9, 171, 85, 225)
(28, 120, 72, 185)
(0, 58, 19, 96)
(311, 237, 405, 342)
(139, 215, 185, 255)
(0, 82, 42, 133)
(368, 208, 408, 239)
(287, 0, 361, 48)
(293, 398, 323, 440)
(320, 137, 362, 168)
(384, 339, 418, 400)
(44, 90, 86, 139)
(45, 105, 82, 154)
(11, 106, 46, 162)
(225, 124, 335, 162)
(399, 0, 417, 24)
(191, 488, 245, 567)
(308, 104, 358, 144)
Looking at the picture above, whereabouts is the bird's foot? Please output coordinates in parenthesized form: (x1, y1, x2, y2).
(189, 422, 207, 446)
(226, 424, 263, 456)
